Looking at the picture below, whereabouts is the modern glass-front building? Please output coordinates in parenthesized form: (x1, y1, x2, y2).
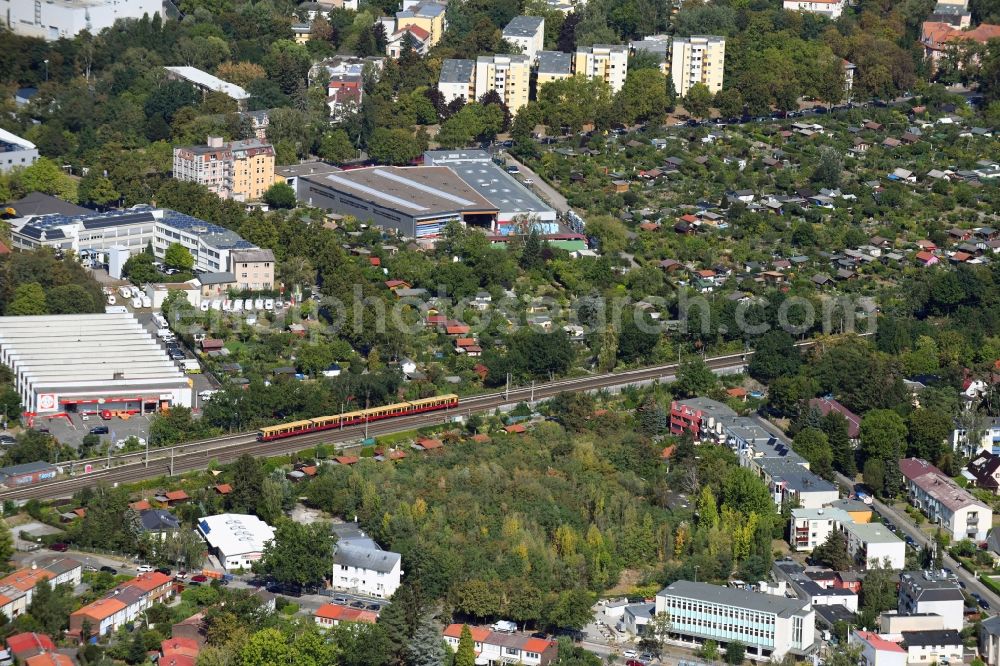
(655, 581, 816, 660)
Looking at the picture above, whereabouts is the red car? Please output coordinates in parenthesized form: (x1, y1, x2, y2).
(190, 574, 209, 583)
(625, 661, 647, 666)
(48, 543, 69, 552)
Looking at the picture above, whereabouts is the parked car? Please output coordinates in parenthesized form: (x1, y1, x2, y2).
(49, 542, 69, 552)
(100, 566, 118, 574)
(137, 564, 154, 573)
(623, 650, 637, 658)
(191, 574, 209, 583)
(981, 598, 992, 610)
(155, 567, 172, 576)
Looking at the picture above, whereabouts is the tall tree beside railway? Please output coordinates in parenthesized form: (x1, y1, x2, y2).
(227, 454, 265, 516)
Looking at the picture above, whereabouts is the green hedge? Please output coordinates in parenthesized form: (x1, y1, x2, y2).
(981, 574, 1000, 596)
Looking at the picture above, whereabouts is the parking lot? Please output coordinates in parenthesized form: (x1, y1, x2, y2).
(39, 412, 152, 450)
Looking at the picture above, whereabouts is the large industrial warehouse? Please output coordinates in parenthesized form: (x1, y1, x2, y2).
(0, 313, 193, 418)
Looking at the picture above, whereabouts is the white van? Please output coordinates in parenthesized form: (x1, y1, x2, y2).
(131, 286, 142, 298)
(222, 299, 232, 312)
(131, 297, 142, 309)
(264, 298, 274, 310)
(200, 301, 210, 312)
(254, 298, 264, 310)
(141, 296, 152, 308)
(244, 298, 254, 311)
(118, 286, 131, 299)
(231, 299, 242, 312)
(107, 295, 116, 305)
(153, 313, 168, 328)
(157, 328, 174, 339)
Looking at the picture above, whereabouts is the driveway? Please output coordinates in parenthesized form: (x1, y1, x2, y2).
(502, 154, 570, 213)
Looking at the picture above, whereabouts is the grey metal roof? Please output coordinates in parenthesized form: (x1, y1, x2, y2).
(983, 615, 1000, 636)
(503, 16, 544, 38)
(537, 50, 572, 75)
(3, 192, 89, 218)
(439, 59, 476, 84)
(0, 461, 57, 478)
(674, 397, 736, 418)
(901, 630, 962, 647)
(139, 509, 181, 532)
(659, 580, 811, 618)
(422, 150, 555, 218)
(333, 544, 400, 573)
(198, 272, 236, 286)
(231, 248, 275, 263)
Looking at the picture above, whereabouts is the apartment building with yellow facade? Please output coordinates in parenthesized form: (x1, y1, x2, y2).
(536, 50, 573, 89)
(670, 35, 726, 97)
(173, 136, 275, 202)
(573, 44, 629, 94)
(393, 1, 446, 47)
(475, 54, 531, 112)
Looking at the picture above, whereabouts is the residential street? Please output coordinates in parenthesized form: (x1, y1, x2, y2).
(833, 470, 1000, 609)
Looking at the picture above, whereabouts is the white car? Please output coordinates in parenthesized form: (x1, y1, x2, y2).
(107, 295, 116, 305)
(200, 301, 210, 312)
(254, 298, 264, 310)
(222, 300, 232, 312)
(622, 650, 637, 659)
(244, 298, 254, 311)
(131, 286, 143, 298)
(118, 286, 131, 298)
(137, 564, 154, 573)
(264, 298, 274, 310)
(231, 299, 242, 313)
(132, 297, 142, 309)
(141, 296, 152, 308)
(81, 414, 90, 422)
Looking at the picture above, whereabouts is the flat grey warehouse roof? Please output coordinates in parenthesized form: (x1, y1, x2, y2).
(423, 150, 556, 219)
(313, 166, 497, 217)
(0, 313, 188, 395)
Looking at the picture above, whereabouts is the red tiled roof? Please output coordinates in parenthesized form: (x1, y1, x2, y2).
(504, 424, 527, 434)
(386, 450, 407, 460)
(300, 466, 317, 476)
(808, 397, 861, 438)
(161, 637, 200, 658)
(72, 597, 127, 622)
(315, 603, 378, 623)
(444, 624, 492, 642)
(445, 324, 470, 335)
(158, 656, 197, 666)
(915, 250, 936, 262)
(369, 257, 381, 266)
(165, 490, 189, 501)
(455, 337, 477, 347)
(470, 434, 490, 443)
(523, 637, 553, 653)
(25, 655, 74, 666)
(333, 456, 359, 465)
(855, 631, 905, 653)
(126, 572, 172, 593)
(416, 438, 443, 450)
(386, 280, 410, 289)
(214, 484, 232, 495)
(395, 23, 430, 41)
(129, 500, 152, 511)
(7, 633, 56, 657)
(727, 387, 748, 398)
(661, 445, 677, 460)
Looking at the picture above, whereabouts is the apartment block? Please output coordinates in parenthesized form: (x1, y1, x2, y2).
(393, 2, 446, 48)
(443, 625, 559, 665)
(173, 136, 275, 202)
(574, 45, 629, 94)
(789, 507, 850, 551)
(655, 581, 816, 660)
(536, 51, 573, 90)
(630, 34, 671, 75)
(438, 59, 477, 105)
(503, 16, 545, 62)
(841, 522, 906, 569)
(229, 248, 275, 291)
(331, 523, 403, 599)
(898, 570, 964, 630)
(671, 35, 726, 97)
(900, 457, 992, 541)
(475, 54, 531, 113)
(0, 557, 82, 621)
(668, 397, 735, 441)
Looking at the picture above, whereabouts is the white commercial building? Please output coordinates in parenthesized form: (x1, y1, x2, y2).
(841, 522, 906, 569)
(502, 16, 545, 62)
(900, 458, 992, 541)
(197, 514, 275, 571)
(897, 570, 965, 630)
(656, 581, 816, 661)
(154, 211, 257, 273)
(0, 128, 39, 173)
(437, 59, 477, 105)
(1, 0, 161, 40)
(331, 523, 402, 598)
(790, 507, 850, 551)
(782, 0, 847, 19)
(0, 313, 193, 417)
(671, 35, 727, 97)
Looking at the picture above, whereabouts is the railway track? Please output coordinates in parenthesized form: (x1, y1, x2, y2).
(0, 335, 858, 501)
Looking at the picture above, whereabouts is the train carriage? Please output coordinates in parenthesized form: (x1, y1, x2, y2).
(256, 394, 459, 441)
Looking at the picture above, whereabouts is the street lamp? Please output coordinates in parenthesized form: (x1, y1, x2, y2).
(43, 59, 49, 82)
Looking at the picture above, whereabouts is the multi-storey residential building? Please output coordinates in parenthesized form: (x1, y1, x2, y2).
(900, 457, 992, 541)
(327, 73, 363, 121)
(898, 570, 964, 630)
(655, 581, 816, 661)
(475, 54, 532, 113)
(0, 557, 82, 621)
(841, 522, 906, 569)
(69, 572, 173, 638)
(668, 397, 736, 440)
(630, 34, 671, 75)
(670, 35, 726, 97)
(0, 128, 38, 173)
(900, 630, 963, 665)
(808, 397, 861, 439)
(781, 0, 847, 18)
(443, 625, 559, 665)
(229, 248, 275, 291)
(789, 507, 850, 551)
(502, 16, 545, 62)
(536, 51, 573, 90)
(385, 24, 430, 58)
(1, 0, 161, 40)
(953, 416, 1000, 457)
(758, 458, 839, 509)
(574, 45, 629, 94)
(392, 2, 446, 48)
(331, 523, 403, 598)
(173, 136, 275, 202)
(980, 616, 1000, 666)
(921, 22, 1000, 71)
(438, 59, 477, 105)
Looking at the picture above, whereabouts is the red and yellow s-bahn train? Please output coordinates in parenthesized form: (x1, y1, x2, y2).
(256, 394, 459, 441)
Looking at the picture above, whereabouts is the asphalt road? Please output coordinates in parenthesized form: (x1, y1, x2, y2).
(833, 470, 1000, 610)
(502, 154, 570, 213)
